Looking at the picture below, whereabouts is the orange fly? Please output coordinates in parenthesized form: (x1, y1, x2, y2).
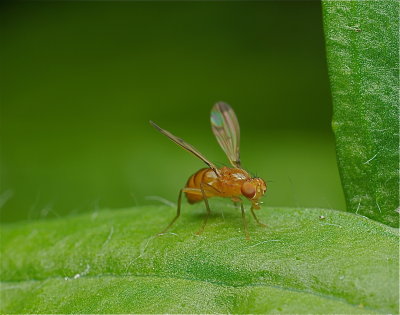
(150, 102, 267, 239)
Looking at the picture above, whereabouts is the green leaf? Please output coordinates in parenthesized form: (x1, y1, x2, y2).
(1, 204, 398, 313)
(322, 1, 399, 227)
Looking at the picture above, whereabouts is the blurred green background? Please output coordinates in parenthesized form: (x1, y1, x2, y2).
(0, 1, 345, 223)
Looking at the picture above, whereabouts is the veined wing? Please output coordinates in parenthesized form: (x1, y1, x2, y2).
(150, 121, 220, 176)
(210, 102, 241, 168)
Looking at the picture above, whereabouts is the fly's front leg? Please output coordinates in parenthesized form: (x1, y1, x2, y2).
(250, 206, 267, 227)
(196, 183, 212, 235)
(157, 188, 183, 235)
(240, 203, 250, 240)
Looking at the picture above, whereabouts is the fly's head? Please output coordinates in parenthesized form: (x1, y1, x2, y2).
(240, 177, 267, 209)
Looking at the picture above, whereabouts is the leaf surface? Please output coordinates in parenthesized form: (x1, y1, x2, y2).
(1, 204, 398, 313)
(323, 0, 399, 226)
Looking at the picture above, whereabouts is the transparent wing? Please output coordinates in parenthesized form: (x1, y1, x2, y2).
(210, 102, 241, 168)
(150, 121, 220, 176)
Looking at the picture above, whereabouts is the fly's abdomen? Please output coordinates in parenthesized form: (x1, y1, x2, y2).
(185, 168, 214, 204)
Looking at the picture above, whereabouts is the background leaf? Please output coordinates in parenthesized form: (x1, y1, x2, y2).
(323, 0, 399, 227)
(1, 204, 398, 313)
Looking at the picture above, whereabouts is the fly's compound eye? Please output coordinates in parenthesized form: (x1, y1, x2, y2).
(241, 182, 256, 199)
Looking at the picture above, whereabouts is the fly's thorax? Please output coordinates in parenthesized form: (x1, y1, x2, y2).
(218, 168, 250, 185)
(209, 167, 250, 197)
(241, 177, 267, 208)
(218, 167, 250, 179)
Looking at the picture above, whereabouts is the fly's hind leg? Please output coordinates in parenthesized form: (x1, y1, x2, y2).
(157, 188, 183, 235)
(196, 183, 212, 235)
(250, 206, 267, 227)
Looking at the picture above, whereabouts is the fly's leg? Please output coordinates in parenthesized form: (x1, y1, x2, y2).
(250, 206, 267, 227)
(196, 183, 212, 235)
(158, 188, 183, 235)
(240, 203, 250, 240)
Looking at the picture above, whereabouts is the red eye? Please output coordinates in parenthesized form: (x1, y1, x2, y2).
(241, 182, 256, 199)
